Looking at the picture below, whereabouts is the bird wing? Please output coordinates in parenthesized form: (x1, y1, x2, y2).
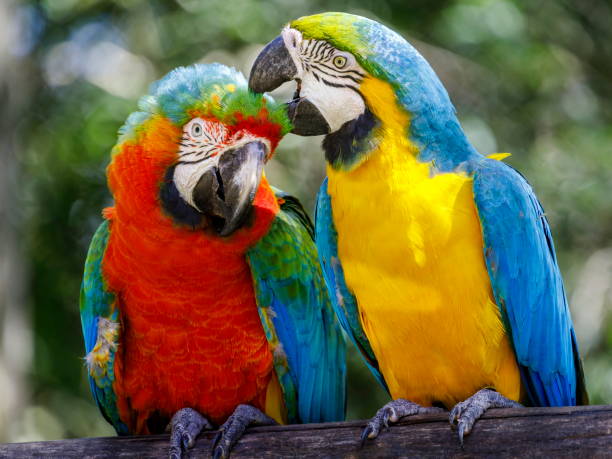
(472, 157, 588, 406)
(314, 178, 388, 392)
(80, 219, 129, 433)
(247, 187, 347, 423)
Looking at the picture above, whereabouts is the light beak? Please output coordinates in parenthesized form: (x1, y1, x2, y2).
(249, 35, 330, 136)
(192, 141, 266, 237)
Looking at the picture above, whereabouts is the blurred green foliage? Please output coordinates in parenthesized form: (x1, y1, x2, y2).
(2, 0, 610, 441)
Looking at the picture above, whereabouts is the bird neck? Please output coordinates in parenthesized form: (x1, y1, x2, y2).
(323, 76, 479, 174)
(106, 116, 279, 255)
(322, 107, 380, 171)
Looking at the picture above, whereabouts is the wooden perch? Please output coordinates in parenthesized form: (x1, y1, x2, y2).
(1, 405, 611, 458)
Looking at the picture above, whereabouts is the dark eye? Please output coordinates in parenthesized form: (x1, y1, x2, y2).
(333, 55, 347, 69)
(191, 122, 203, 137)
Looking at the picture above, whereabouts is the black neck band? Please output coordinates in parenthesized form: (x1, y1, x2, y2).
(322, 108, 378, 169)
(159, 166, 204, 228)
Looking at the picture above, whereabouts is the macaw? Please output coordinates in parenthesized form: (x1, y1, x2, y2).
(249, 12, 588, 445)
(80, 63, 346, 459)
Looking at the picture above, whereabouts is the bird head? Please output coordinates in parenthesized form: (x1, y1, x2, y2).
(107, 64, 291, 238)
(249, 13, 470, 171)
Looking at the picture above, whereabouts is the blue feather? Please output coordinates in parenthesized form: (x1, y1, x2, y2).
(80, 220, 129, 434)
(315, 178, 388, 392)
(472, 157, 587, 406)
(355, 20, 480, 172)
(247, 189, 347, 423)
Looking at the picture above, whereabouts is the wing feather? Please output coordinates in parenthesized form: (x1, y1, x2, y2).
(80, 220, 128, 433)
(247, 189, 347, 423)
(314, 178, 388, 391)
(472, 158, 587, 406)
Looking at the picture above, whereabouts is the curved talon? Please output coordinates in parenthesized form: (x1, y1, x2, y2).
(182, 431, 192, 449)
(360, 399, 444, 447)
(386, 408, 397, 426)
(213, 417, 242, 459)
(211, 430, 223, 456)
(168, 407, 212, 459)
(360, 417, 382, 445)
(212, 443, 226, 459)
(449, 402, 464, 427)
(449, 389, 523, 446)
(212, 427, 230, 459)
(457, 419, 468, 447)
(211, 404, 276, 459)
(359, 425, 373, 448)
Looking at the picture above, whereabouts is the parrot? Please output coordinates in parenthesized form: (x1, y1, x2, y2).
(79, 63, 346, 459)
(248, 12, 588, 446)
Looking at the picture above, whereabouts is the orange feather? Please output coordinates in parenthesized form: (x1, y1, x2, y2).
(103, 115, 280, 433)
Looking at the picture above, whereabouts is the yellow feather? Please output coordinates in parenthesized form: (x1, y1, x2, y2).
(487, 152, 512, 161)
(264, 372, 287, 425)
(326, 76, 522, 407)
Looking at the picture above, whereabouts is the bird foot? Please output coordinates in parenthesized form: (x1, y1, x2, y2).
(449, 388, 522, 446)
(168, 407, 213, 459)
(211, 404, 277, 459)
(361, 398, 444, 447)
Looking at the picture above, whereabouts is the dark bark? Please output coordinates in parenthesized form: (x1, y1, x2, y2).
(1, 405, 611, 458)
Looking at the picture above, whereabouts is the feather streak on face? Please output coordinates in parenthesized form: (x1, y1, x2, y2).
(281, 27, 367, 132)
(172, 117, 272, 217)
(173, 118, 230, 211)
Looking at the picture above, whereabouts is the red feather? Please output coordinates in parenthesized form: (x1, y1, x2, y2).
(103, 115, 280, 433)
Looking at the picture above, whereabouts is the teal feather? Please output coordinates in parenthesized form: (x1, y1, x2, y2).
(79, 220, 128, 434)
(472, 158, 588, 406)
(315, 178, 388, 392)
(247, 189, 347, 423)
(118, 63, 290, 143)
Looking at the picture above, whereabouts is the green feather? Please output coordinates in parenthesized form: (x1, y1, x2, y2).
(247, 191, 347, 423)
(117, 63, 291, 143)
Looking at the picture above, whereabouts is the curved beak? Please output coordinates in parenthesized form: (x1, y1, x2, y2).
(249, 36, 297, 93)
(287, 97, 330, 136)
(249, 35, 330, 136)
(192, 141, 266, 237)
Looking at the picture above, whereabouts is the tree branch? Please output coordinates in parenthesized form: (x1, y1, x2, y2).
(2, 405, 611, 458)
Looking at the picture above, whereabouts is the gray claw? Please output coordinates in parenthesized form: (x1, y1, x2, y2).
(169, 407, 213, 459)
(458, 419, 468, 447)
(361, 399, 445, 445)
(449, 389, 522, 446)
(449, 401, 464, 426)
(211, 404, 276, 459)
(211, 430, 224, 459)
(359, 425, 373, 448)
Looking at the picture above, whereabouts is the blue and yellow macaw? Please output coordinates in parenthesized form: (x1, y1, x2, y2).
(249, 12, 588, 444)
(80, 63, 346, 458)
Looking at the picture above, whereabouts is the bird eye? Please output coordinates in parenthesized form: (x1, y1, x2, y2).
(333, 55, 347, 69)
(191, 122, 203, 137)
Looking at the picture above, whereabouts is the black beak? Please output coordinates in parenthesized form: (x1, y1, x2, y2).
(192, 141, 266, 237)
(287, 98, 330, 136)
(249, 35, 330, 136)
(249, 36, 297, 93)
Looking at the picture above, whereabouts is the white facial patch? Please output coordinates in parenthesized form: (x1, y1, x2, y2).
(173, 118, 272, 212)
(173, 118, 229, 211)
(281, 27, 367, 132)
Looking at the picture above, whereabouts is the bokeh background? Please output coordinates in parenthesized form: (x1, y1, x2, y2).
(1, 0, 611, 442)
